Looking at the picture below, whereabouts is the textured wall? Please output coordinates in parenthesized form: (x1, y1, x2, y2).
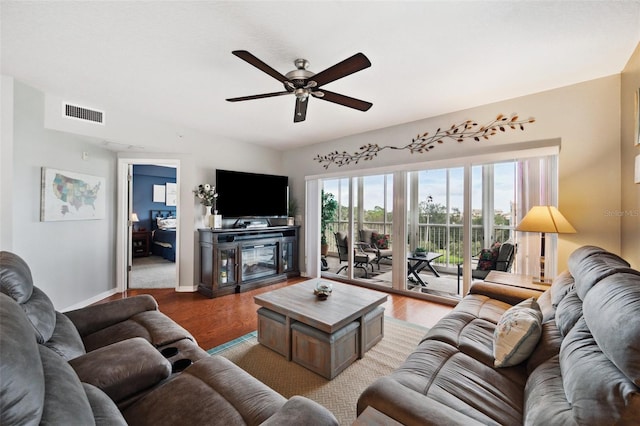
(621, 42, 640, 269)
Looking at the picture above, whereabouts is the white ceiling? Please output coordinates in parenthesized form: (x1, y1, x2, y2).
(2, 1, 639, 151)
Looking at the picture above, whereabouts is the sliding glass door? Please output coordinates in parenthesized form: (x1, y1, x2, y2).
(406, 167, 465, 296)
(312, 146, 559, 300)
(322, 174, 396, 286)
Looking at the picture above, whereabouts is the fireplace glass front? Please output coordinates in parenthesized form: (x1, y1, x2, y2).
(241, 243, 278, 281)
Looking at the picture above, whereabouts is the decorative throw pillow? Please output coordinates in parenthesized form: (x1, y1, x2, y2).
(477, 248, 497, 270)
(371, 232, 390, 249)
(493, 297, 543, 367)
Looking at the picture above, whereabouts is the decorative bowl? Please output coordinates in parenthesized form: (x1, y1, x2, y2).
(314, 281, 333, 300)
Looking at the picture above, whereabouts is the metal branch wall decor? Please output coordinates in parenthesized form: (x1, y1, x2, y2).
(314, 113, 536, 169)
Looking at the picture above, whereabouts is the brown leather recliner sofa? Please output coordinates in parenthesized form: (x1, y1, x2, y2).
(0, 251, 338, 425)
(358, 245, 640, 425)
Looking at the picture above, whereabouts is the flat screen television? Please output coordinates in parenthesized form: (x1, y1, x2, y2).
(215, 169, 289, 218)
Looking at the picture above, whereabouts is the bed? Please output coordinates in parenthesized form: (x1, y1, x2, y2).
(150, 209, 177, 262)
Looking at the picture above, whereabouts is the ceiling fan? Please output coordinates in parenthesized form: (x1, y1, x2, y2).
(226, 50, 372, 123)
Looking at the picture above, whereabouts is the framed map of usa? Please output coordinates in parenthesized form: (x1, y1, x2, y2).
(41, 168, 106, 221)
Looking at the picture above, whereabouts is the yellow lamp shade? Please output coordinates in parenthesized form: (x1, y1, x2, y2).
(516, 206, 576, 234)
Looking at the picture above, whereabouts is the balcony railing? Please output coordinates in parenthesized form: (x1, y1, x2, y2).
(325, 221, 513, 268)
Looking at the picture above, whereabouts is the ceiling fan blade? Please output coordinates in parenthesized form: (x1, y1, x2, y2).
(294, 98, 308, 122)
(315, 89, 372, 111)
(226, 91, 291, 102)
(310, 53, 371, 87)
(232, 50, 288, 83)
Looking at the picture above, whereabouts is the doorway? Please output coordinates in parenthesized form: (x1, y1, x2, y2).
(116, 158, 180, 292)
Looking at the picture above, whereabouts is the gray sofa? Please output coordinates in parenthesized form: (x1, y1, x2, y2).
(0, 251, 337, 425)
(358, 245, 640, 424)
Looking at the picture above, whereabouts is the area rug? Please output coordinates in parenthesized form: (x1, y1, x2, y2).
(130, 255, 175, 288)
(207, 317, 428, 425)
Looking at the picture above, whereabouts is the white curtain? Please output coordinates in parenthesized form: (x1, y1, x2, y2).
(515, 155, 559, 278)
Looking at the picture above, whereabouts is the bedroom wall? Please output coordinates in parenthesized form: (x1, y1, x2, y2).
(620, 42, 640, 269)
(284, 74, 624, 274)
(132, 164, 177, 231)
(7, 79, 117, 309)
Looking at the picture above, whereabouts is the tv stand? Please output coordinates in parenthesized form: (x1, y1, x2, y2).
(197, 226, 299, 298)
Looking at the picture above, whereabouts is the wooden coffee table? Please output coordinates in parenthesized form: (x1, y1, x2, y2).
(254, 279, 388, 379)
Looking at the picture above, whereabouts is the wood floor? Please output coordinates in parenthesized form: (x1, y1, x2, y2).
(100, 277, 453, 350)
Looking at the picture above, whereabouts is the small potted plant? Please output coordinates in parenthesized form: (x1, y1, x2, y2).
(288, 197, 299, 226)
(414, 247, 427, 257)
(321, 190, 338, 256)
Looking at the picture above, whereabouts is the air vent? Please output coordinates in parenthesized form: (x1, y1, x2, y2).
(63, 103, 104, 125)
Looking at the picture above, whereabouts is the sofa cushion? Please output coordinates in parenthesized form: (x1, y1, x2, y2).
(0, 293, 45, 425)
(389, 339, 526, 425)
(524, 355, 575, 425)
(69, 337, 172, 403)
(38, 345, 96, 425)
(82, 383, 128, 426)
(568, 245, 631, 300)
(560, 317, 640, 424)
(554, 288, 583, 337)
(583, 271, 640, 385)
(0, 251, 34, 303)
(536, 288, 555, 323)
(526, 320, 563, 375)
(493, 298, 542, 367)
(21, 286, 57, 344)
(80, 310, 196, 352)
(123, 356, 287, 425)
(424, 294, 513, 367)
(550, 270, 575, 308)
(64, 294, 159, 337)
(44, 311, 86, 360)
(261, 396, 339, 426)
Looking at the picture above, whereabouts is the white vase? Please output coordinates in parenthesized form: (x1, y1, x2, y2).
(203, 206, 212, 228)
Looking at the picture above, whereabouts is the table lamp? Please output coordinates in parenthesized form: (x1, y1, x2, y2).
(130, 213, 140, 231)
(516, 206, 576, 282)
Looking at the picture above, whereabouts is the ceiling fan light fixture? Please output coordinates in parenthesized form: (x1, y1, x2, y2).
(294, 88, 309, 101)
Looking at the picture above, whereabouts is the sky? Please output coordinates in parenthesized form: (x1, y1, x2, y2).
(324, 162, 516, 214)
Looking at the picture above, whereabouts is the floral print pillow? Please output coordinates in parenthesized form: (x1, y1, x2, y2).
(477, 242, 502, 270)
(371, 232, 390, 249)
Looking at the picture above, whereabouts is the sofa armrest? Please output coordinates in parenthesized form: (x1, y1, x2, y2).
(357, 377, 485, 426)
(64, 295, 158, 337)
(469, 281, 544, 305)
(260, 396, 338, 426)
(69, 337, 171, 403)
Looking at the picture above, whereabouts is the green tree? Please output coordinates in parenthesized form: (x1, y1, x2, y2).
(321, 191, 338, 246)
(364, 206, 385, 222)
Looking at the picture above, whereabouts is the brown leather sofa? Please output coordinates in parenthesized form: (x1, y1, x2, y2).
(0, 251, 337, 425)
(357, 245, 640, 425)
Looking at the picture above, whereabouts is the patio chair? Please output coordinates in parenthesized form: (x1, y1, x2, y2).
(458, 241, 516, 282)
(358, 229, 393, 270)
(334, 232, 376, 278)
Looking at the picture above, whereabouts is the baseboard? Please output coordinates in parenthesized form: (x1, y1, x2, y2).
(175, 285, 197, 292)
(60, 288, 119, 312)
